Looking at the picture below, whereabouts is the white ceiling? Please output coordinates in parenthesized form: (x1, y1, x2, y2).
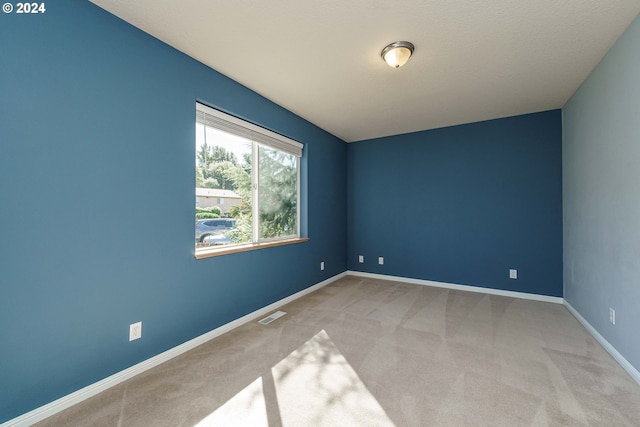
(90, 0, 640, 142)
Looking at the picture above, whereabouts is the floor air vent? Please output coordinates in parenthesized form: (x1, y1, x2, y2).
(258, 311, 286, 325)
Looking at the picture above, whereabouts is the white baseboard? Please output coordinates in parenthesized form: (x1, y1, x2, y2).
(563, 301, 640, 387)
(7, 270, 639, 426)
(346, 270, 564, 304)
(2, 272, 347, 427)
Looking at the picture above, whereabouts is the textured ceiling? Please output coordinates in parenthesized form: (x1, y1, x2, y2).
(90, 0, 640, 142)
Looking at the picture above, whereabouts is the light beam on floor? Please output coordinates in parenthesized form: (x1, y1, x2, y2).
(195, 329, 395, 426)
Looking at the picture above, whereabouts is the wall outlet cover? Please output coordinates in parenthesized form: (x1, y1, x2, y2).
(129, 322, 142, 341)
(509, 269, 518, 279)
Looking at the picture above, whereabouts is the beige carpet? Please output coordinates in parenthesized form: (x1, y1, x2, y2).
(35, 276, 640, 426)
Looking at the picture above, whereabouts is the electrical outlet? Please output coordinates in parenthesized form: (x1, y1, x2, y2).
(358, 255, 364, 263)
(129, 321, 142, 341)
(378, 257, 384, 265)
(320, 261, 325, 271)
(509, 269, 517, 279)
(609, 308, 615, 325)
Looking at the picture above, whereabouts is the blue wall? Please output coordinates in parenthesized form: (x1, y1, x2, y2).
(0, 2, 346, 422)
(347, 111, 563, 296)
(563, 13, 640, 374)
(0, 1, 585, 423)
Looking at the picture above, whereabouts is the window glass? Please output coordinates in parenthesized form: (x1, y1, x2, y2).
(195, 103, 302, 254)
(258, 145, 297, 240)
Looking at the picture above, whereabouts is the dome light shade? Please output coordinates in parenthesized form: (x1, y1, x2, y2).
(381, 41, 415, 68)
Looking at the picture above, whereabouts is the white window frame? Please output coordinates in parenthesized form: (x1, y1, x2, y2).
(196, 102, 304, 256)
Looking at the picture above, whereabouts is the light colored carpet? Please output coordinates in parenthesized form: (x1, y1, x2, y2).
(34, 276, 640, 426)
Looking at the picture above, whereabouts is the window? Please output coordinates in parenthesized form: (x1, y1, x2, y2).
(195, 103, 304, 256)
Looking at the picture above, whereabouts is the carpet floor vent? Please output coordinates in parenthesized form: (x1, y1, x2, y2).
(258, 311, 287, 325)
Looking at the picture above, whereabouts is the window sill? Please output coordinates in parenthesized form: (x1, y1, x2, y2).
(195, 237, 310, 259)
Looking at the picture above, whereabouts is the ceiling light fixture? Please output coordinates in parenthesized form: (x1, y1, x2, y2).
(381, 41, 415, 68)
